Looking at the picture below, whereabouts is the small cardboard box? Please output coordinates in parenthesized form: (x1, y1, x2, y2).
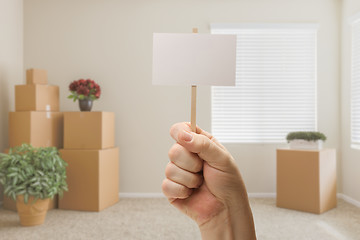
(15, 84, 59, 111)
(2, 195, 58, 211)
(9, 111, 64, 148)
(26, 68, 47, 85)
(59, 148, 119, 211)
(276, 148, 337, 214)
(64, 112, 115, 149)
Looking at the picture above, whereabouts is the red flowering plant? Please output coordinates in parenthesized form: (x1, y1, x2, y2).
(68, 79, 101, 102)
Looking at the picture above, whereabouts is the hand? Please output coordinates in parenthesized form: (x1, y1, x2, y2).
(162, 122, 256, 240)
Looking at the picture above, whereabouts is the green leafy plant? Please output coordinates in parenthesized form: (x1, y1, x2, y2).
(286, 131, 327, 143)
(0, 144, 68, 204)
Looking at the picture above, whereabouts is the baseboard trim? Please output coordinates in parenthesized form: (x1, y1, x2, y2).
(119, 192, 165, 198)
(117, 192, 359, 207)
(337, 193, 360, 208)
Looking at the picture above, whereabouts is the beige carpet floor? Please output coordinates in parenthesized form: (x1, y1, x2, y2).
(0, 198, 359, 240)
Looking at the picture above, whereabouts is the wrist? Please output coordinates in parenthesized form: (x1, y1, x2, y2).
(199, 195, 256, 240)
(199, 208, 234, 240)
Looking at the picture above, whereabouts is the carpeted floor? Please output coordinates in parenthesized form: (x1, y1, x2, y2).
(0, 198, 359, 240)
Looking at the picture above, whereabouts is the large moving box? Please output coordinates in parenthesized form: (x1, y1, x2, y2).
(26, 69, 47, 85)
(9, 111, 64, 148)
(59, 148, 119, 211)
(15, 85, 59, 111)
(276, 148, 337, 214)
(64, 112, 115, 149)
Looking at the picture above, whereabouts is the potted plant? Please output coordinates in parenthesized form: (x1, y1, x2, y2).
(68, 78, 101, 111)
(286, 131, 327, 150)
(0, 144, 68, 226)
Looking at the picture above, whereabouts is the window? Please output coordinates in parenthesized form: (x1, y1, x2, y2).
(351, 14, 360, 148)
(211, 24, 318, 143)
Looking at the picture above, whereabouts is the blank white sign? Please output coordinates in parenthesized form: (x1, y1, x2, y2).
(152, 33, 236, 86)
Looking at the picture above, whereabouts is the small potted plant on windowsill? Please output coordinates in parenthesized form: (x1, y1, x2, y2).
(286, 131, 327, 150)
(0, 144, 68, 226)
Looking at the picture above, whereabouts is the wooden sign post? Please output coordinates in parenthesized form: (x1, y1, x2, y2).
(152, 28, 236, 132)
(191, 28, 198, 132)
(191, 85, 197, 132)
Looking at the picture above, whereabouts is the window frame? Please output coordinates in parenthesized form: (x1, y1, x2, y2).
(350, 13, 360, 150)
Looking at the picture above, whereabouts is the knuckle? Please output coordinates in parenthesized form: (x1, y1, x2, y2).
(177, 185, 189, 197)
(161, 179, 169, 194)
(170, 123, 180, 132)
(168, 144, 181, 161)
(162, 178, 192, 199)
(200, 136, 211, 152)
(164, 162, 174, 178)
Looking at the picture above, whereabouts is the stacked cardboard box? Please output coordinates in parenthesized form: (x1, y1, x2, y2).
(3, 69, 63, 211)
(276, 148, 337, 214)
(59, 112, 119, 212)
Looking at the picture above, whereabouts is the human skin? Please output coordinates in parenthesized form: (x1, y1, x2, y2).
(162, 122, 257, 240)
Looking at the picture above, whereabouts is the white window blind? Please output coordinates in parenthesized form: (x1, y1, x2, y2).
(211, 24, 318, 143)
(351, 16, 360, 148)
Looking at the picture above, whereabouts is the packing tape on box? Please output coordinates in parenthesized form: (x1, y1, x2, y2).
(46, 105, 51, 111)
(47, 112, 51, 119)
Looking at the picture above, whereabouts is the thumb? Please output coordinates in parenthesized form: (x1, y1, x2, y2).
(177, 130, 234, 172)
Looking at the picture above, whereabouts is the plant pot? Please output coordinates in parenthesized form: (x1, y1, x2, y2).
(289, 139, 323, 150)
(79, 99, 93, 111)
(16, 195, 50, 227)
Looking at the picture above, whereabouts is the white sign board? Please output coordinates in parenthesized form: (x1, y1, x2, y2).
(152, 33, 236, 86)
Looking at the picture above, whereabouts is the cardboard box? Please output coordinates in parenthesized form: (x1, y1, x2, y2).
(59, 148, 119, 211)
(15, 84, 59, 111)
(3, 195, 58, 211)
(64, 112, 115, 149)
(26, 68, 47, 85)
(9, 111, 63, 148)
(276, 148, 337, 214)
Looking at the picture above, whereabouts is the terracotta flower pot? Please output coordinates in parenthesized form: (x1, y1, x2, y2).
(16, 195, 50, 227)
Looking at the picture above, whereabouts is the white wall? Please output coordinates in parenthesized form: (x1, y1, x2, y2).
(0, 0, 23, 199)
(24, 0, 340, 194)
(341, 0, 360, 202)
